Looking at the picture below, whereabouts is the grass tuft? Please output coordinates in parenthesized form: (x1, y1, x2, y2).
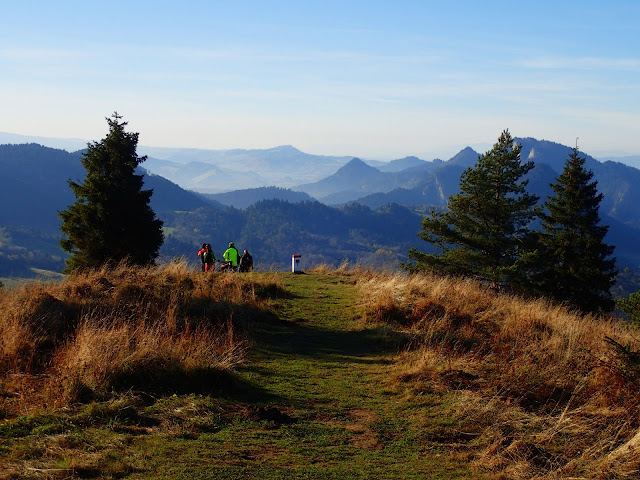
(0, 260, 281, 412)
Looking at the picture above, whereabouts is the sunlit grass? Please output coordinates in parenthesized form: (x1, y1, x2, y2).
(356, 268, 640, 479)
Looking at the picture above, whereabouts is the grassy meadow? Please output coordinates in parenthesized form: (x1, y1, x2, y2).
(1, 262, 639, 478)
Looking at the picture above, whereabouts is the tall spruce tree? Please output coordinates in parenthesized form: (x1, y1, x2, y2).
(534, 147, 616, 313)
(59, 113, 164, 272)
(407, 130, 539, 290)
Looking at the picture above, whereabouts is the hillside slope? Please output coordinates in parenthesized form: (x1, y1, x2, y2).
(0, 266, 476, 479)
(2, 267, 640, 478)
(0, 144, 211, 233)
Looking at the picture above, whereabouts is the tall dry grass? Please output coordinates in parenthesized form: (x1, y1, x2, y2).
(0, 260, 283, 413)
(357, 269, 640, 479)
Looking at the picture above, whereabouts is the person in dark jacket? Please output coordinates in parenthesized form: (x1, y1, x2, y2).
(197, 243, 207, 272)
(204, 244, 216, 272)
(238, 249, 254, 272)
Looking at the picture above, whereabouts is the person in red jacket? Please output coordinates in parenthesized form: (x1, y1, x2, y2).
(197, 243, 207, 272)
(197, 243, 216, 272)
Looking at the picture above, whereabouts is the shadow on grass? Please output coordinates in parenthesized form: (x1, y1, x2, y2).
(249, 313, 409, 364)
(253, 282, 301, 301)
(74, 365, 286, 407)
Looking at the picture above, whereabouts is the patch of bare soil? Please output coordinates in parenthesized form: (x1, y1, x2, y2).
(341, 408, 383, 451)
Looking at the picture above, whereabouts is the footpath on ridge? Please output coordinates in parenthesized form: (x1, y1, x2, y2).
(131, 273, 482, 479)
(208, 273, 479, 479)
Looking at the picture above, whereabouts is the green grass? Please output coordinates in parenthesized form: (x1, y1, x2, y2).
(0, 272, 483, 479)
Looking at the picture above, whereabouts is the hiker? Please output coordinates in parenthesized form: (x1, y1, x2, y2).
(238, 249, 254, 272)
(204, 244, 216, 272)
(197, 243, 207, 272)
(197, 243, 216, 272)
(223, 241, 240, 270)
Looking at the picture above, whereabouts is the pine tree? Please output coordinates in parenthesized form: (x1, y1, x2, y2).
(616, 290, 640, 324)
(534, 147, 616, 313)
(59, 113, 164, 272)
(407, 130, 539, 290)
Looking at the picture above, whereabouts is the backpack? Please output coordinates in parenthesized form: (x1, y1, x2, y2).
(203, 249, 214, 264)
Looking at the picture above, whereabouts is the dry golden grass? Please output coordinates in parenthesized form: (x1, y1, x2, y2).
(307, 261, 352, 275)
(307, 260, 377, 278)
(356, 269, 640, 479)
(0, 260, 283, 414)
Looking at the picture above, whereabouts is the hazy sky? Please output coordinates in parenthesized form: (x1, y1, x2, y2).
(1, 1, 639, 159)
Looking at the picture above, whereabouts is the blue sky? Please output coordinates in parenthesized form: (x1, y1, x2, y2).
(1, 1, 639, 159)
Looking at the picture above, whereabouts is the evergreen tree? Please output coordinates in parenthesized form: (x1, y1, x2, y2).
(616, 290, 640, 324)
(59, 113, 164, 272)
(534, 147, 616, 313)
(407, 130, 539, 290)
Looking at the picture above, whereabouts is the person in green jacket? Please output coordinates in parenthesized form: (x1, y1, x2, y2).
(223, 241, 240, 270)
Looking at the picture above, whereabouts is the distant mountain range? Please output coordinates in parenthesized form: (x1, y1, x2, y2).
(0, 132, 89, 152)
(3, 130, 638, 191)
(600, 155, 640, 170)
(293, 139, 640, 230)
(1, 137, 640, 284)
(295, 148, 478, 205)
(0, 132, 355, 193)
(116, 145, 355, 193)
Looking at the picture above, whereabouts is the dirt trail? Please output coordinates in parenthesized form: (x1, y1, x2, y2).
(219, 273, 479, 479)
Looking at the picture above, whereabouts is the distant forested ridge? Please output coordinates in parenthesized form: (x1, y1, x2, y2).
(162, 199, 424, 270)
(200, 186, 313, 209)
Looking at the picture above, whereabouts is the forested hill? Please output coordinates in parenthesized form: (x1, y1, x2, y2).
(0, 143, 84, 231)
(0, 144, 212, 278)
(0, 144, 211, 233)
(162, 199, 423, 270)
(200, 186, 313, 209)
